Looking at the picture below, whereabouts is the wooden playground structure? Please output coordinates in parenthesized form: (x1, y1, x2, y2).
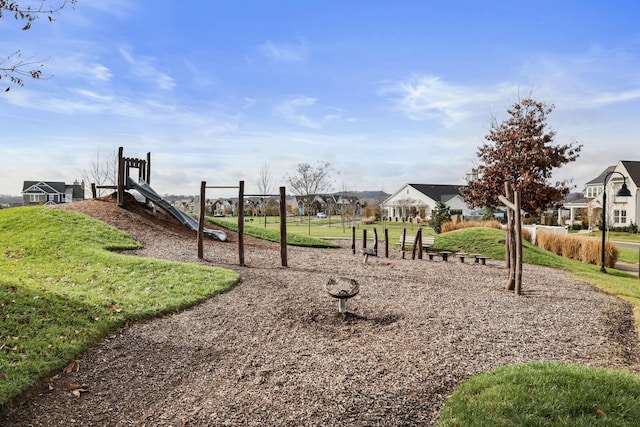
(91, 147, 288, 267)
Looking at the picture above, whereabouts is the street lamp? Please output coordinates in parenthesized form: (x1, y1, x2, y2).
(600, 171, 632, 273)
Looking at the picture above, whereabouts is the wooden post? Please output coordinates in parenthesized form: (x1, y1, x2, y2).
(417, 227, 423, 260)
(503, 182, 516, 291)
(197, 181, 206, 260)
(91, 183, 97, 199)
(373, 227, 378, 254)
(351, 227, 356, 254)
(401, 228, 407, 259)
(238, 180, 245, 266)
(499, 182, 523, 294)
(146, 152, 151, 184)
(117, 146, 125, 207)
(514, 190, 523, 295)
(384, 228, 389, 258)
(411, 228, 421, 260)
(279, 186, 288, 267)
(363, 229, 368, 249)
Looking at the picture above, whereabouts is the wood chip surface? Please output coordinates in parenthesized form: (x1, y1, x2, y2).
(2, 196, 638, 426)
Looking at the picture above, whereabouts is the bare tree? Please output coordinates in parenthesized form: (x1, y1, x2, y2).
(286, 161, 334, 235)
(286, 161, 333, 196)
(82, 148, 117, 198)
(257, 163, 273, 195)
(1, 0, 76, 91)
(256, 163, 273, 227)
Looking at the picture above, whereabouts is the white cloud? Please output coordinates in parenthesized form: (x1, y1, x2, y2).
(118, 46, 175, 91)
(89, 63, 112, 81)
(275, 96, 321, 128)
(379, 74, 514, 126)
(517, 46, 640, 110)
(274, 96, 344, 129)
(254, 39, 308, 63)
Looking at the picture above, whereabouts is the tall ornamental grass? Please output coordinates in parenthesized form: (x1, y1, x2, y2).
(536, 230, 618, 268)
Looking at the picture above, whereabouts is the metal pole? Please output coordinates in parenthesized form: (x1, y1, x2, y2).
(600, 188, 607, 273)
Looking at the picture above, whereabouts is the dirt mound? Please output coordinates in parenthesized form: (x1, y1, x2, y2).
(55, 192, 237, 244)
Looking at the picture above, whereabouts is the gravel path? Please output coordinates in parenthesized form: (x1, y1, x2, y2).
(1, 198, 638, 426)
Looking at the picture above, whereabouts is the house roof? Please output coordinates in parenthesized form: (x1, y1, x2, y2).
(585, 166, 615, 186)
(68, 183, 85, 199)
(408, 184, 465, 202)
(621, 160, 640, 187)
(22, 181, 66, 194)
(22, 181, 85, 199)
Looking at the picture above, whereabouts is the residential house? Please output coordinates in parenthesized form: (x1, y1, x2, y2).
(381, 184, 469, 221)
(592, 161, 640, 228)
(209, 199, 235, 216)
(286, 193, 361, 217)
(335, 194, 361, 217)
(560, 166, 610, 227)
(21, 180, 85, 205)
(562, 161, 640, 229)
(208, 196, 280, 217)
(288, 194, 321, 216)
(242, 196, 280, 216)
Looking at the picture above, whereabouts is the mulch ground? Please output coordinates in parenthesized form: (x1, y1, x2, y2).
(1, 195, 639, 426)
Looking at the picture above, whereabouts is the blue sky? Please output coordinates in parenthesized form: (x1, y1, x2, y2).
(2, 1, 640, 197)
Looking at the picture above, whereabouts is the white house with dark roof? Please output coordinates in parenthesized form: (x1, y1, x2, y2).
(562, 161, 640, 228)
(381, 184, 469, 221)
(21, 180, 85, 206)
(591, 160, 640, 228)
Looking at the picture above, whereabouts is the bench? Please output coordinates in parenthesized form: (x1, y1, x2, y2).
(427, 250, 452, 261)
(399, 235, 435, 251)
(473, 254, 488, 265)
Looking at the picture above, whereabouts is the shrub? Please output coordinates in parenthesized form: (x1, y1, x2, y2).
(561, 235, 582, 261)
(536, 230, 618, 267)
(431, 201, 451, 234)
(441, 220, 502, 233)
(610, 223, 639, 233)
(535, 231, 563, 256)
(360, 216, 376, 225)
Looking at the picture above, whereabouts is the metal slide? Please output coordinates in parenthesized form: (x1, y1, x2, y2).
(127, 177, 228, 241)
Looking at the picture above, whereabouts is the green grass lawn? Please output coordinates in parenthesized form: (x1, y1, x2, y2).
(0, 207, 240, 405)
(213, 215, 431, 241)
(209, 216, 339, 248)
(437, 361, 640, 426)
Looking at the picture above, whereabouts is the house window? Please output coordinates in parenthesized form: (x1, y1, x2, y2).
(29, 194, 39, 203)
(585, 186, 602, 198)
(613, 210, 627, 224)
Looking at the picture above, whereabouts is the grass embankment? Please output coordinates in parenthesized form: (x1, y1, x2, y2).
(438, 361, 640, 426)
(0, 207, 240, 405)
